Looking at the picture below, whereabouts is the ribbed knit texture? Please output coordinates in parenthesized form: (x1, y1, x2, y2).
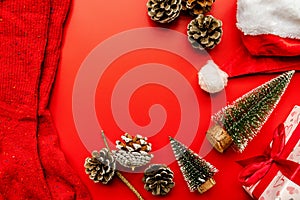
(37, 0, 91, 199)
(0, 0, 91, 199)
(0, 1, 52, 199)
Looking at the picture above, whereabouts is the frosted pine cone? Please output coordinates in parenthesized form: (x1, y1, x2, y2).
(147, 0, 182, 23)
(182, 0, 215, 16)
(143, 164, 175, 196)
(84, 148, 116, 184)
(113, 133, 153, 170)
(187, 14, 222, 49)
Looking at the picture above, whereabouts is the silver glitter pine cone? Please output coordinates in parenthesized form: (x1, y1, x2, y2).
(113, 133, 153, 170)
(147, 0, 182, 23)
(187, 14, 222, 49)
(182, 0, 215, 16)
(84, 148, 116, 184)
(143, 164, 175, 196)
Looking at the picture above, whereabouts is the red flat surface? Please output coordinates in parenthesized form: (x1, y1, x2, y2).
(50, 0, 300, 199)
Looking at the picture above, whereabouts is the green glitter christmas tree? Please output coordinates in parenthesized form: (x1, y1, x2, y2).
(169, 137, 218, 193)
(206, 70, 295, 153)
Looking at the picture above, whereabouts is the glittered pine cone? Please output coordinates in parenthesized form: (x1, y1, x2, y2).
(143, 164, 175, 196)
(187, 14, 222, 49)
(113, 133, 153, 170)
(113, 150, 153, 171)
(116, 133, 152, 152)
(147, 0, 182, 23)
(182, 0, 215, 16)
(84, 148, 116, 184)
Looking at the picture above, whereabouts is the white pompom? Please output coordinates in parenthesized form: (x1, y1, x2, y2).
(198, 60, 228, 94)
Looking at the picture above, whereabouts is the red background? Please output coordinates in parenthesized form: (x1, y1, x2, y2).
(50, 0, 300, 199)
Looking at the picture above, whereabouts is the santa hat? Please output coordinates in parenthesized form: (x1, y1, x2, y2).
(237, 0, 300, 57)
(218, 0, 300, 77)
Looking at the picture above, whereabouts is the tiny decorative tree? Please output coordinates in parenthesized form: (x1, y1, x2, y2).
(169, 137, 218, 193)
(206, 70, 295, 153)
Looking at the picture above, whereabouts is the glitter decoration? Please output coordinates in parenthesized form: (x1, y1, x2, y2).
(169, 137, 218, 193)
(113, 133, 153, 170)
(207, 70, 295, 152)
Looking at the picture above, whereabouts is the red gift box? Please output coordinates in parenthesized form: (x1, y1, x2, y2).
(238, 106, 300, 200)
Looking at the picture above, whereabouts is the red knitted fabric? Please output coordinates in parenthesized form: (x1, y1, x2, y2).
(0, 0, 91, 199)
(0, 0, 52, 199)
(37, 0, 90, 199)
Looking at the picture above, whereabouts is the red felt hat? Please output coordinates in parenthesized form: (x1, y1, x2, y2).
(218, 0, 300, 78)
(237, 0, 300, 57)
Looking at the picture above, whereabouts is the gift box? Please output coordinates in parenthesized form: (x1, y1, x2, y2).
(238, 105, 300, 200)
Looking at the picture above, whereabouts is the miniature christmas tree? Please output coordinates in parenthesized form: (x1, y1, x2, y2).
(206, 70, 295, 153)
(169, 137, 218, 193)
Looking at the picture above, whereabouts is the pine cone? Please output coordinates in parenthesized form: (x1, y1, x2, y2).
(143, 164, 175, 196)
(182, 0, 215, 16)
(187, 14, 222, 49)
(84, 148, 116, 184)
(113, 133, 153, 170)
(147, 0, 182, 23)
(116, 133, 152, 152)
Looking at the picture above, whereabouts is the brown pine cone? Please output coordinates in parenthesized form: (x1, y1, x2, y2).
(182, 0, 215, 16)
(116, 133, 152, 152)
(187, 14, 222, 49)
(113, 133, 153, 170)
(143, 164, 175, 196)
(147, 0, 182, 23)
(84, 148, 116, 184)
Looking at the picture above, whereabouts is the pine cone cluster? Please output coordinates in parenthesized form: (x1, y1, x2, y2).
(84, 148, 116, 184)
(187, 14, 222, 49)
(182, 0, 215, 16)
(113, 133, 153, 170)
(143, 164, 175, 196)
(146, 0, 222, 49)
(147, 0, 182, 23)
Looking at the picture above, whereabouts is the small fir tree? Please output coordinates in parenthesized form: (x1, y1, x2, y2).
(169, 137, 218, 193)
(207, 70, 295, 153)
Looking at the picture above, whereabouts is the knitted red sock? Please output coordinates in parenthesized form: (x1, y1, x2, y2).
(37, 0, 91, 199)
(0, 0, 52, 199)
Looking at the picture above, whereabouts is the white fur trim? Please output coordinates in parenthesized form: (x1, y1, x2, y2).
(237, 0, 300, 39)
(198, 60, 228, 94)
